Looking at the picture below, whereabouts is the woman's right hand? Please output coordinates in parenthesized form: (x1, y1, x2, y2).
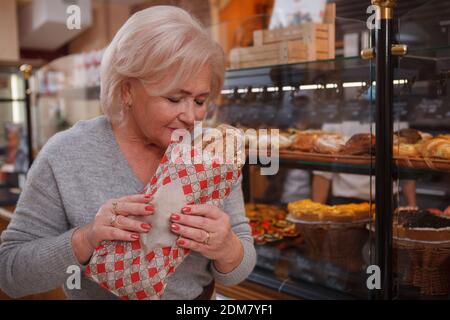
(72, 193, 154, 265)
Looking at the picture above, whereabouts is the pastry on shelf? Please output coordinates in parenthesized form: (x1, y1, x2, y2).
(274, 134, 294, 149)
(394, 128, 423, 144)
(198, 123, 245, 166)
(244, 128, 294, 150)
(290, 130, 325, 152)
(436, 134, 450, 141)
(419, 131, 433, 141)
(393, 128, 434, 157)
(394, 207, 450, 241)
(289, 199, 371, 272)
(339, 133, 376, 156)
(287, 199, 373, 223)
(245, 203, 300, 245)
(312, 134, 346, 154)
(393, 143, 420, 157)
(417, 137, 450, 160)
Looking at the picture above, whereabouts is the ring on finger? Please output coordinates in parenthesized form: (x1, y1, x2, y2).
(203, 231, 211, 245)
(110, 213, 118, 226)
(112, 201, 119, 215)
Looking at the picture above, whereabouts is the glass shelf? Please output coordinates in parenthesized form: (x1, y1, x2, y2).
(227, 45, 450, 73)
(226, 54, 363, 72)
(224, 45, 450, 88)
(224, 55, 371, 89)
(36, 86, 101, 101)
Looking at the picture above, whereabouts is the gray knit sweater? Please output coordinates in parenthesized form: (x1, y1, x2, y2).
(0, 116, 256, 299)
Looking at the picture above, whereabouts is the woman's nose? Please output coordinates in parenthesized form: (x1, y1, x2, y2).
(178, 100, 196, 126)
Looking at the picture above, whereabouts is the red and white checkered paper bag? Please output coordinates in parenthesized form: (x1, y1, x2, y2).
(85, 139, 242, 300)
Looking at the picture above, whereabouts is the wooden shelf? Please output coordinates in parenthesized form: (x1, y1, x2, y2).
(215, 280, 298, 300)
(246, 149, 450, 174)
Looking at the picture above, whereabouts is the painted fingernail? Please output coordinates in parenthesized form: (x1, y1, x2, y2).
(182, 207, 191, 213)
(141, 223, 151, 230)
(171, 214, 180, 221)
(131, 234, 139, 240)
(145, 205, 154, 212)
(144, 194, 152, 199)
(171, 224, 180, 231)
(177, 239, 185, 245)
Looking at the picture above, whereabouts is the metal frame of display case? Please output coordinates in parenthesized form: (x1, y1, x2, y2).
(364, 0, 408, 300)
(373, 0, 395, 300)
(20, 64, 34, 167)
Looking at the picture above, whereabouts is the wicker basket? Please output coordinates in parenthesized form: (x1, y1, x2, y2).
(395, 239, 450, 296)
(294, 219, 369, 272)
(393, 247, 417, 285)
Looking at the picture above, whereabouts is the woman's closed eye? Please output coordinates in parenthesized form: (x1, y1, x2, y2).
(194, 99, 206, 106)
(166, 97, 182, 104)
(166, 96, 206, 107)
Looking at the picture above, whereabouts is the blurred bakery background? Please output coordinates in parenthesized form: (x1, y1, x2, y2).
(0, 0, 450, 300)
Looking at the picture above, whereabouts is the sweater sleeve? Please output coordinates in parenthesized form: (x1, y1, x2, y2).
(0, 152, 82, 298)
(210, 175, 257, 286)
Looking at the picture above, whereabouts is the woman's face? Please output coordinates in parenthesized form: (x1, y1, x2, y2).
(125, 65, 211, 149)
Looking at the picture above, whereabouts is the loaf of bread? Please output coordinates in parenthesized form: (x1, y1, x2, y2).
(197, 124, 245, 166)
(394, 128, 422, 144)
(339, 133, 376, 156)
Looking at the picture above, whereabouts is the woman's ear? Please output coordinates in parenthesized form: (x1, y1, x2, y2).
(120, 80, 133, 108)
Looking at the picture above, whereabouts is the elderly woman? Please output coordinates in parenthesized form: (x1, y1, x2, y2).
(0, 6, 256, 300)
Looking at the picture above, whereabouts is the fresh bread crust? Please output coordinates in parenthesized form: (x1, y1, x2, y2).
(339, 133, 376, 156)
(394, 143, 420, 157)
(313, 134, 345, 154)
(290, 131, 324, 152)
(419, 138, 450, 159)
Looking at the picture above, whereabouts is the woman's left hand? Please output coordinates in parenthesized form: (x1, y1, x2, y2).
(170, 204, 243, 272)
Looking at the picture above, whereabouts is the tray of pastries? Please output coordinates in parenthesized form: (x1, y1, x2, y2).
(240, 125, 450, 171)
(394, 130, 450, 171)
(245, 203, 300, 245)
(279, 130, 376, 166)
(287, 199, 374, 224)
(286, 199, 370, 271)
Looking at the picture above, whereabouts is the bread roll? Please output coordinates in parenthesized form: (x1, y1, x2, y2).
(394, 143, 420, 157)
(394, 128, 422, 144)
(313, 134, 345, 154)
(339, 133, 376, 156)
(418, 138, 450, 159)
(290, 130, 324, 152)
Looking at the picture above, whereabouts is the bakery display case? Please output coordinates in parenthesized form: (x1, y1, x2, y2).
(0, 64, 31, 209)
(211, 5, 377, 299)
(391, 0, 450, 299)
(212, 0, 450, 299)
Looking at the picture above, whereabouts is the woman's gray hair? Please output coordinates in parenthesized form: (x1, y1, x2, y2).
(100, 5, 225, 124)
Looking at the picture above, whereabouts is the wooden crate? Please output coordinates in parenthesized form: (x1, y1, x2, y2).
(230, 40, 310, 69)
(229, 3, 335, 69)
